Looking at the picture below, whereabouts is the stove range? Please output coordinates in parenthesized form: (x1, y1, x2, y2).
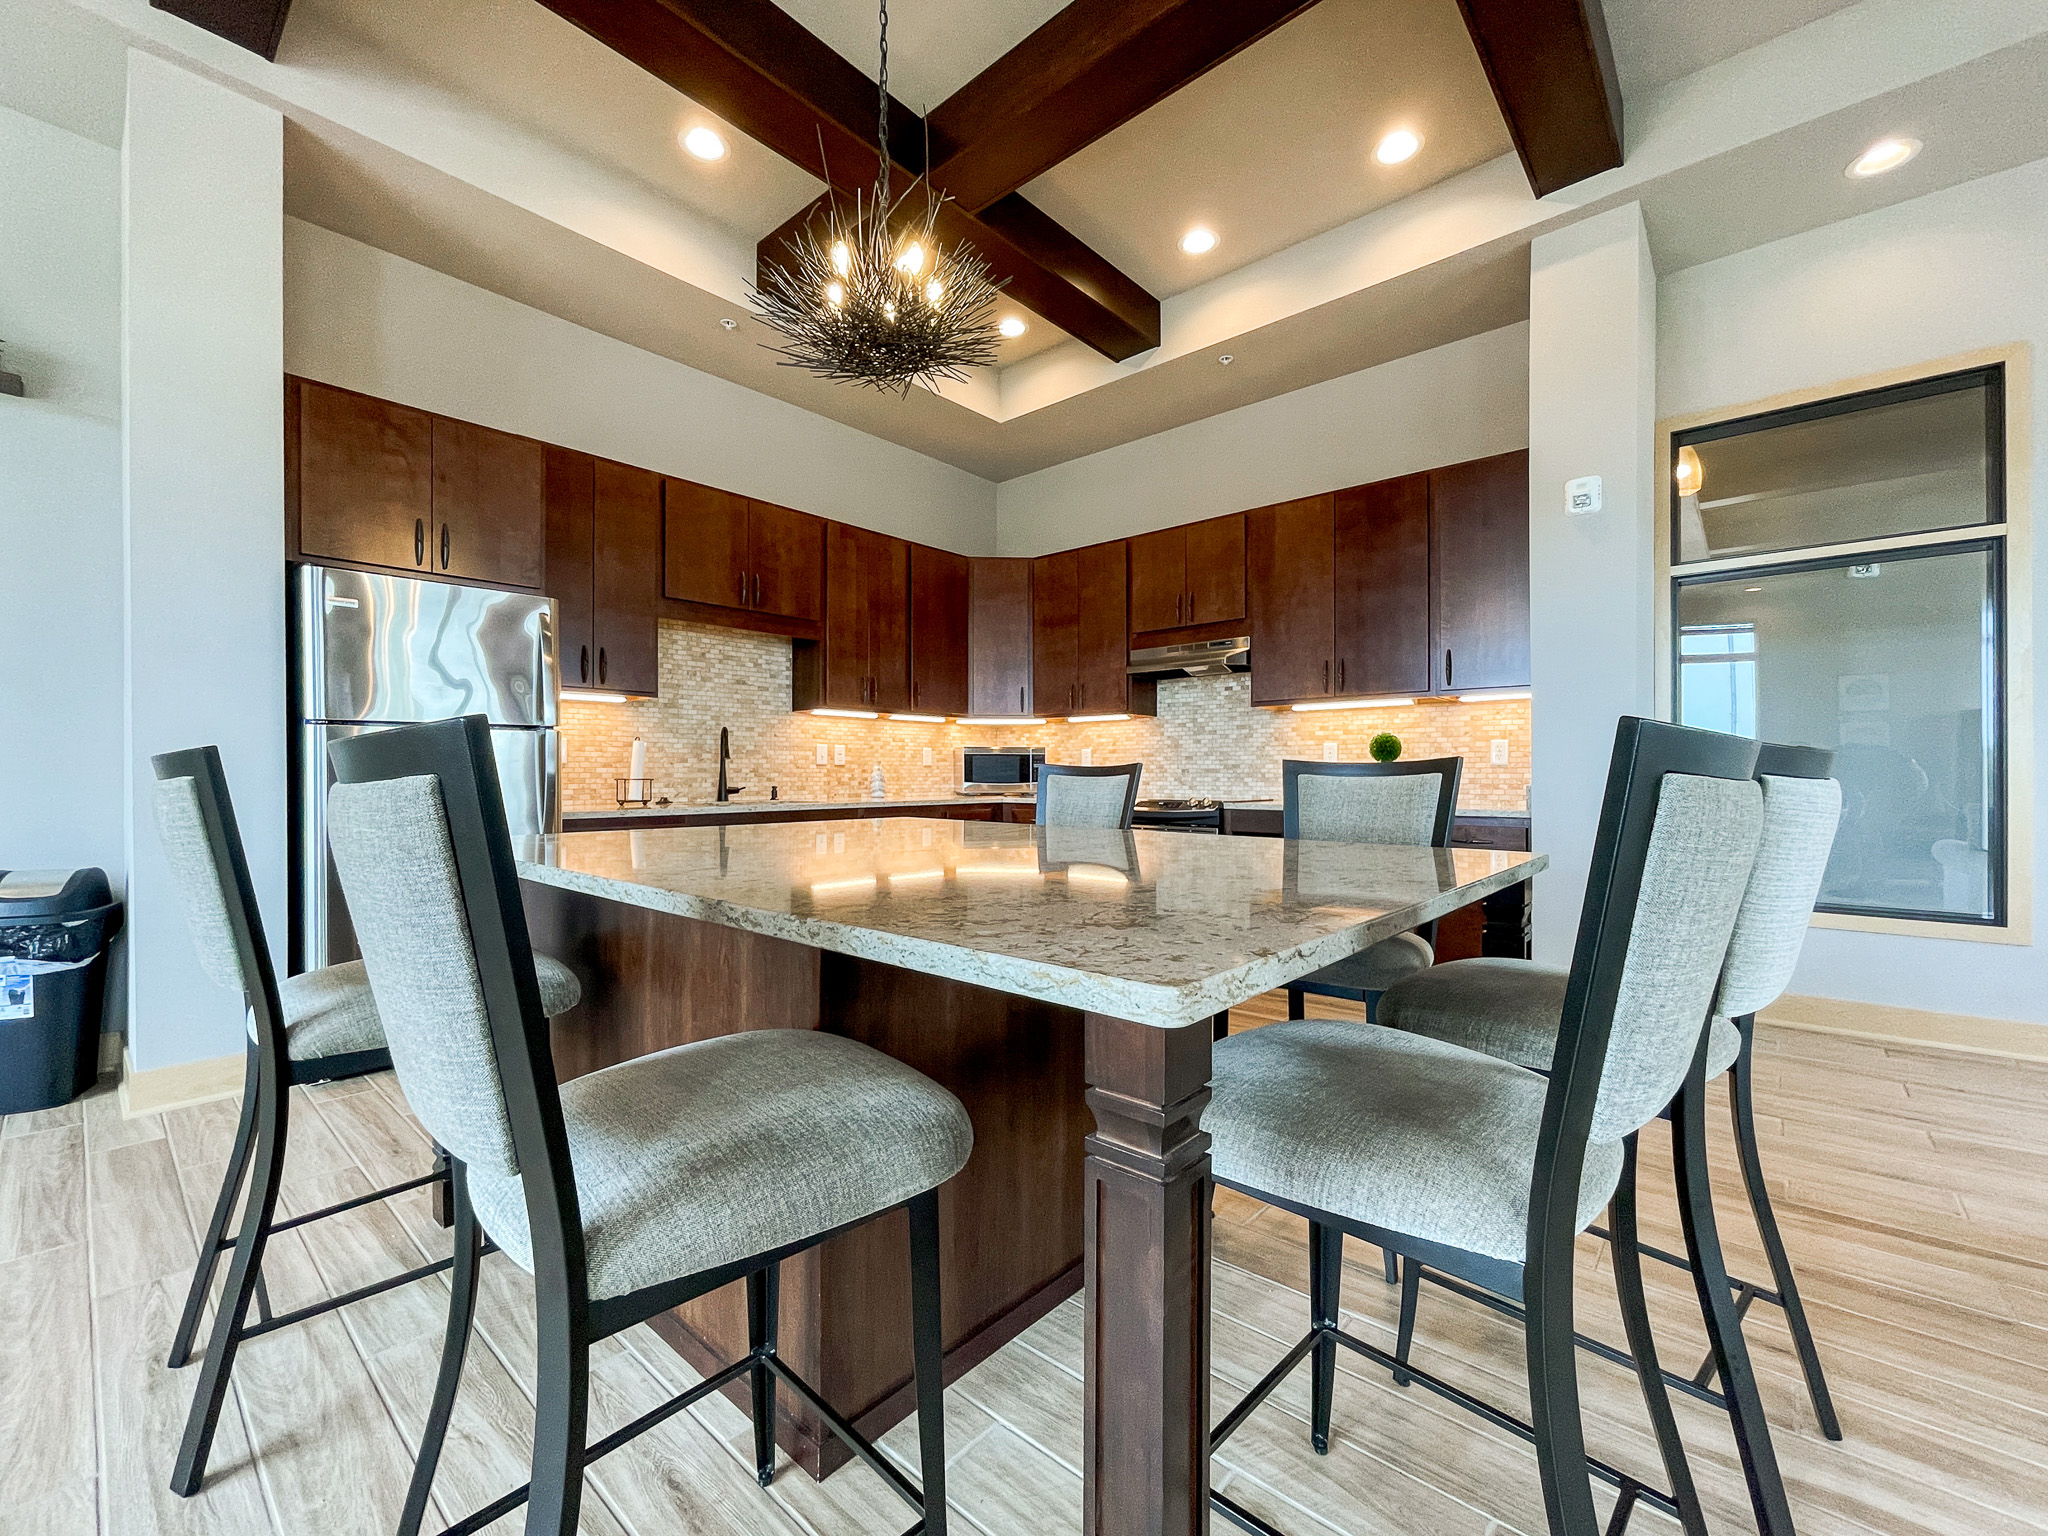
(1132, 797, 1223, 832)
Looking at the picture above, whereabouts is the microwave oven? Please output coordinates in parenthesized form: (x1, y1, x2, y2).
(958, 746, 1046, 792)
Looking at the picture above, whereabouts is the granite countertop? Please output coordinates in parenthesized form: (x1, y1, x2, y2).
(516, 819, 1544, 1029)
(1218, 800, 1527, 819)
(564, 794, 1027, 822)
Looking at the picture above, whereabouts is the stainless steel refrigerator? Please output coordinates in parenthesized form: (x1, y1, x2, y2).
(292, 564, 560, 971)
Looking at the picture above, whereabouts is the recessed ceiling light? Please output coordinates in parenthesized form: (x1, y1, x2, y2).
(1847, 136, 1919, 178)
(682, 126, 727, 161)
(1374, 128, 1422, 165)
(1179, 226, 1218, 256)
(998, 316, 1028, 339)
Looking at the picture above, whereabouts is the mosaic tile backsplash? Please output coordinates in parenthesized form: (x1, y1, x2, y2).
(561, 620, 1532, 813)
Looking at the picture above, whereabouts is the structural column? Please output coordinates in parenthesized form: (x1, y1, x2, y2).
(1526, 203, 1658, 963)
(122, 49, 285, 1082)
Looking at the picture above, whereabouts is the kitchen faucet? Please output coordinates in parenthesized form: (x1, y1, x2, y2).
(717, 727, 745, 802)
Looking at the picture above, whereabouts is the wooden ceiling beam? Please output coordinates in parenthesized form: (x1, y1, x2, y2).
(148, 0, 294, 60)
(1454, 0, 1623, 197)
(924, 0, 1326, 216)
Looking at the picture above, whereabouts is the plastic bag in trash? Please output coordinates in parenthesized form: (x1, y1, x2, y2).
(0, 918, 104, 964)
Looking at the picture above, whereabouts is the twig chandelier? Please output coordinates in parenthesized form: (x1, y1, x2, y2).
(750, 0, 1006, 395)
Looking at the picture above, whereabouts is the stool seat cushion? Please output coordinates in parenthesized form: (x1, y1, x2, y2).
(1209, 1019, 1624, 1264)
(467, 1030, 973, 1300)
(1296, 932, 1433, 997)
(1377, 958, 1745, 1080)
(278, 954, 582, 1062)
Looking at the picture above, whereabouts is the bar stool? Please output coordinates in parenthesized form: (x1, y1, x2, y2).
(1204, 718, 1773, 1536)
(1279, 756, 1462, 1022)
(1035, 760, 1143, 827)
(325, 715, 971, 1536)
(151, 746, 583, 1497)
(1378, 743, 1844, 1524)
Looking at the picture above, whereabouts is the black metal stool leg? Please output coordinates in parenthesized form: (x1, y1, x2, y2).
(1307, 1221, 1343, 1452)
(747, 1262, 779, 1488)
(908, 1189, 949, 1535)
(400, 1164, 482, 1536)
(526, 1281, 591, 1536)
(171, 1061, 288, 1497)
(1382, 1246, 1399, 1285)
(168, 1049, 259, 1369)
(1730, 1015, 1842, 1440)
(1610, 1135, 1708, 1536)
(1392, 1257, 1419, 1388)
(1672, 1069, 1797, 1536)
(1287, 988, 1306, 1020)
(1524, 1232, 1601, 1536)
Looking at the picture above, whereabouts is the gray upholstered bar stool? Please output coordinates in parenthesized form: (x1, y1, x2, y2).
(1204, 719, 1779, 1536)
(1035, 760, 1143, 827)
(151, 746, 583, 1498)
(326, 716, 970, 1536)
(1279, 756, 1463, 1023)
(1377, 744, 1845, 1498)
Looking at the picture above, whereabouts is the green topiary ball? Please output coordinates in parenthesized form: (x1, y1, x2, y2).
(1368, 731, 1402, 763)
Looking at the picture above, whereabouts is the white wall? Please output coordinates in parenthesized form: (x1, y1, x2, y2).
(1527, 206, 1659, 964)
(122, 51, 286, 1073)
(283, 219, 998, 555)
(993, 324, 1530, 554)
(0, 102, 125, 1032)
(1660, 153, 2048, 1024)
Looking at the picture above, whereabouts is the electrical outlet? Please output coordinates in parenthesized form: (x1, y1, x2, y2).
(1491, 738, 1509, 765)
(922, 747, 934, 766)
(1322, 741, 1339, 762)
(833, 744, 846, 766)
(1081, 747, 1093, 766)
(815, 743, 829, 765)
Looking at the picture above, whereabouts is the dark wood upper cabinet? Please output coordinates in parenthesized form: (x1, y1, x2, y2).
(430, 416, 546, 589)
(1031, 550, 1081, 716)
(1247, 495, 1336, 706)
(544, 448, 598, 690)
(800, 523, 909, 711)
(295, 381, 433, 574)
(968, 558, 1034, 717)
(909, 545, 970, 718)
(1429, 450, 1530, 692)
(1075, 541, 1131, 715)
(1127, 513, 1245, 635)
(1333, 474, 1432, 698)
(748, 501, 825, 622)
(1127, 527, 1185, 633)
(865, 530, 912, 713)
(662, 479, 750, 609)
(592, 460, 662, 696)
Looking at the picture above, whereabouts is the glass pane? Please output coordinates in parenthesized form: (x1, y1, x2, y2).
(1674, 373, 1996, 562)
(1675, 545, 2001, 922)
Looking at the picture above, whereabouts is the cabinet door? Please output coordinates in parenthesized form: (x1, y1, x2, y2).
(592, 460, 662, 696)
(430, 416, 546, 589)
(865, 530, 912, 713)
(1247, 496, 1335, 705)
(909, 545, 970, 717)
(821, 520, 870, 708)
(1184, 512, 1247, 626)
(1334, 475, 1431, 697)
(1075, 540, 1129, 715)
(748, 500, 825, 620)
(662, 479, 749, 609)
(1127, 527, 1185, 633)
(543, 447, 596, 689)
(1430, 450, 1530, 692)
(1032, 550, 1081, 716)
(968, 558, 1034, 716)
(296, 381, 432, 572)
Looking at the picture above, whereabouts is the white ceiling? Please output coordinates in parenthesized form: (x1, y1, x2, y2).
(1602, 0, 1864, 101)
(771, 0, 1070, 112)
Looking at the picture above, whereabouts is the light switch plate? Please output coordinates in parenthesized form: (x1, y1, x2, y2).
(1081, 747, 1093, 766)
(833, 744, 846, 766)
(815, 743, 828, 764)
(1322, 742, 1339, 762)
(1492, 738, 1509, 765)
(922, 747, 934, 766)
(1566, 475, 1602, 515)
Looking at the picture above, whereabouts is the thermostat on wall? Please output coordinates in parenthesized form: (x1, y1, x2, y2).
(1565, 476, 1602, 515)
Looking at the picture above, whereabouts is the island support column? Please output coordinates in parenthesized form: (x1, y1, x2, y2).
(1082, 1013, 1213, 1536)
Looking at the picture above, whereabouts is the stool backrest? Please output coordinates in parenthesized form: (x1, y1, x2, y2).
(1534, 721, 1761, 1267)
(150, 747, 288, 1070)
(1282, 757, 1462, 846)
(325, 716, 583, 1282)
(1714, 744, 1841, 1023)
(1036, 762, 1143, 829)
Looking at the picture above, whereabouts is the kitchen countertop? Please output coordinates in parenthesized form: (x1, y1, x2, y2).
(1218, 800, 1527, 818)
(516, 818, 1544, 1029)
(564, 794, 1026, 823)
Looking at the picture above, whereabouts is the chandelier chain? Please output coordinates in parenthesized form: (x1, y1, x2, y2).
(876, 0, 889, 205)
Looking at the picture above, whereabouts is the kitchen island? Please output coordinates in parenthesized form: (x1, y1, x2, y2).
(517, 817, 1543, 1530)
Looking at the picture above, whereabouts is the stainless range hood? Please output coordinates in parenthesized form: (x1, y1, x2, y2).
(1129, 635, 1250, 680)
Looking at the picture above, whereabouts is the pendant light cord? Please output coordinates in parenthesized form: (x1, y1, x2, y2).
(876, 0, 890, 206)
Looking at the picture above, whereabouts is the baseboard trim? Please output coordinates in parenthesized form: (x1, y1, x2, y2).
(1761, 994, 2048, 1063)
(117, 1048, 243, 1118)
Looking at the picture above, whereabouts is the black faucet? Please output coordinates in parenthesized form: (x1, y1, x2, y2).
(717, 727, 745, 802)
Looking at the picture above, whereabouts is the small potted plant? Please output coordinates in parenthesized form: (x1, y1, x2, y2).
(1368, 731, 1402, 763)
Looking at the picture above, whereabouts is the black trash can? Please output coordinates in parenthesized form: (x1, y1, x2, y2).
(0, 869, 124, 1115)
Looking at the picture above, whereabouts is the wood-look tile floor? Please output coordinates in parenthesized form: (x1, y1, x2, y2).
(9, 993, 2048, 1535)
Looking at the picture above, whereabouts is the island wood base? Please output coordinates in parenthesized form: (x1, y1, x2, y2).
(522, 880, 1092, 1480)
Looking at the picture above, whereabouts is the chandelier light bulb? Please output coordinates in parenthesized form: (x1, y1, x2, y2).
(895, 242, 927, 275)
(925, 277, 944, 305)
(825, 280, 846, 308)
(884, 300, 897, 321)
(830, 241, 851, 275)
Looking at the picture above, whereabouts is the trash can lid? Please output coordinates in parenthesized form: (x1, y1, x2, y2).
(0, 868, 116, 918)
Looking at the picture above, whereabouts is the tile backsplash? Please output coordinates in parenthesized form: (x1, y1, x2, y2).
(561, 620, 1532, 812)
